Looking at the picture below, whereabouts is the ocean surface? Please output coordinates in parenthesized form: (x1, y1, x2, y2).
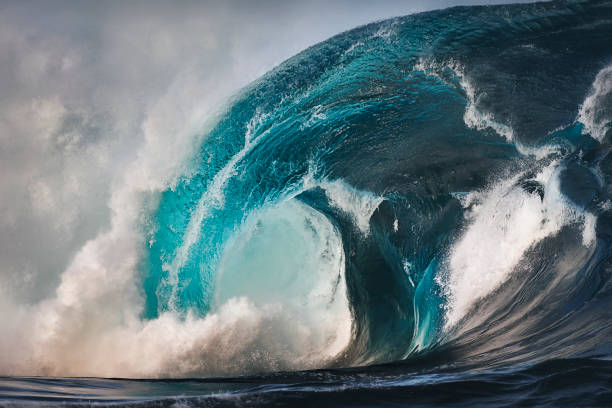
(3, 0, 612, 406)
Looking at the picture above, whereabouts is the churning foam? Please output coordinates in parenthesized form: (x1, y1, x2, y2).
(4, 121, 377, 378)
(0, 103, 356, 377)
(19, 190, 354, 378)
(442, 162, 590, 328)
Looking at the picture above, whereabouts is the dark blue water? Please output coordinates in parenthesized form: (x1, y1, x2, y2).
(2, 358, 612, 406)
(4, 0, 612, 406)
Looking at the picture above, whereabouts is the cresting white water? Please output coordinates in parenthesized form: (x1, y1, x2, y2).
(439, 65, 612, 331)
(315, 179, 384, 235)
(442, 163, 582, 328)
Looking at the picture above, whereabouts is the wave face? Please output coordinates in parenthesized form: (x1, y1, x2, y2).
(138, 0, 612, 372)
(4, 0, 612, 405)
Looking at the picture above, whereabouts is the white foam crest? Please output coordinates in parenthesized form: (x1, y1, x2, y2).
(0, 71, 275, 377)
(412, 57, 446, 82)
(3, 163, 354, 378)
(3, 64, 248, 375)
(370, 20, 399, 40)
(452, 62, 515, 143)
(577, 65, 612, 141)
(3, 111, 356, 377)
(415, 58, 564, 160)
(403, 260, 416, 288)
(313, 178, 384, 234)
(23, 297, 349, 378)
(442, 161, 585, 328)
(300, 105, 328, 130)
(413, 58, 514, 141)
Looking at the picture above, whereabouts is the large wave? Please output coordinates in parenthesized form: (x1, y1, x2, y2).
(3, 0, 612, 379)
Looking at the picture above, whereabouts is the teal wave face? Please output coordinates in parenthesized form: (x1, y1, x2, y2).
(139, 0, 612, 369)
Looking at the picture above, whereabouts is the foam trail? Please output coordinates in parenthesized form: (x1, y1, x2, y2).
(415, 57, 560, 159)
(453, 62, 564, 159)
(457, 68, 515, 143)
(163, 111, 269, 309)
(314, 178, 384, 234)
(413, 58, 514, 142)
(577, 65, 612, 141)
